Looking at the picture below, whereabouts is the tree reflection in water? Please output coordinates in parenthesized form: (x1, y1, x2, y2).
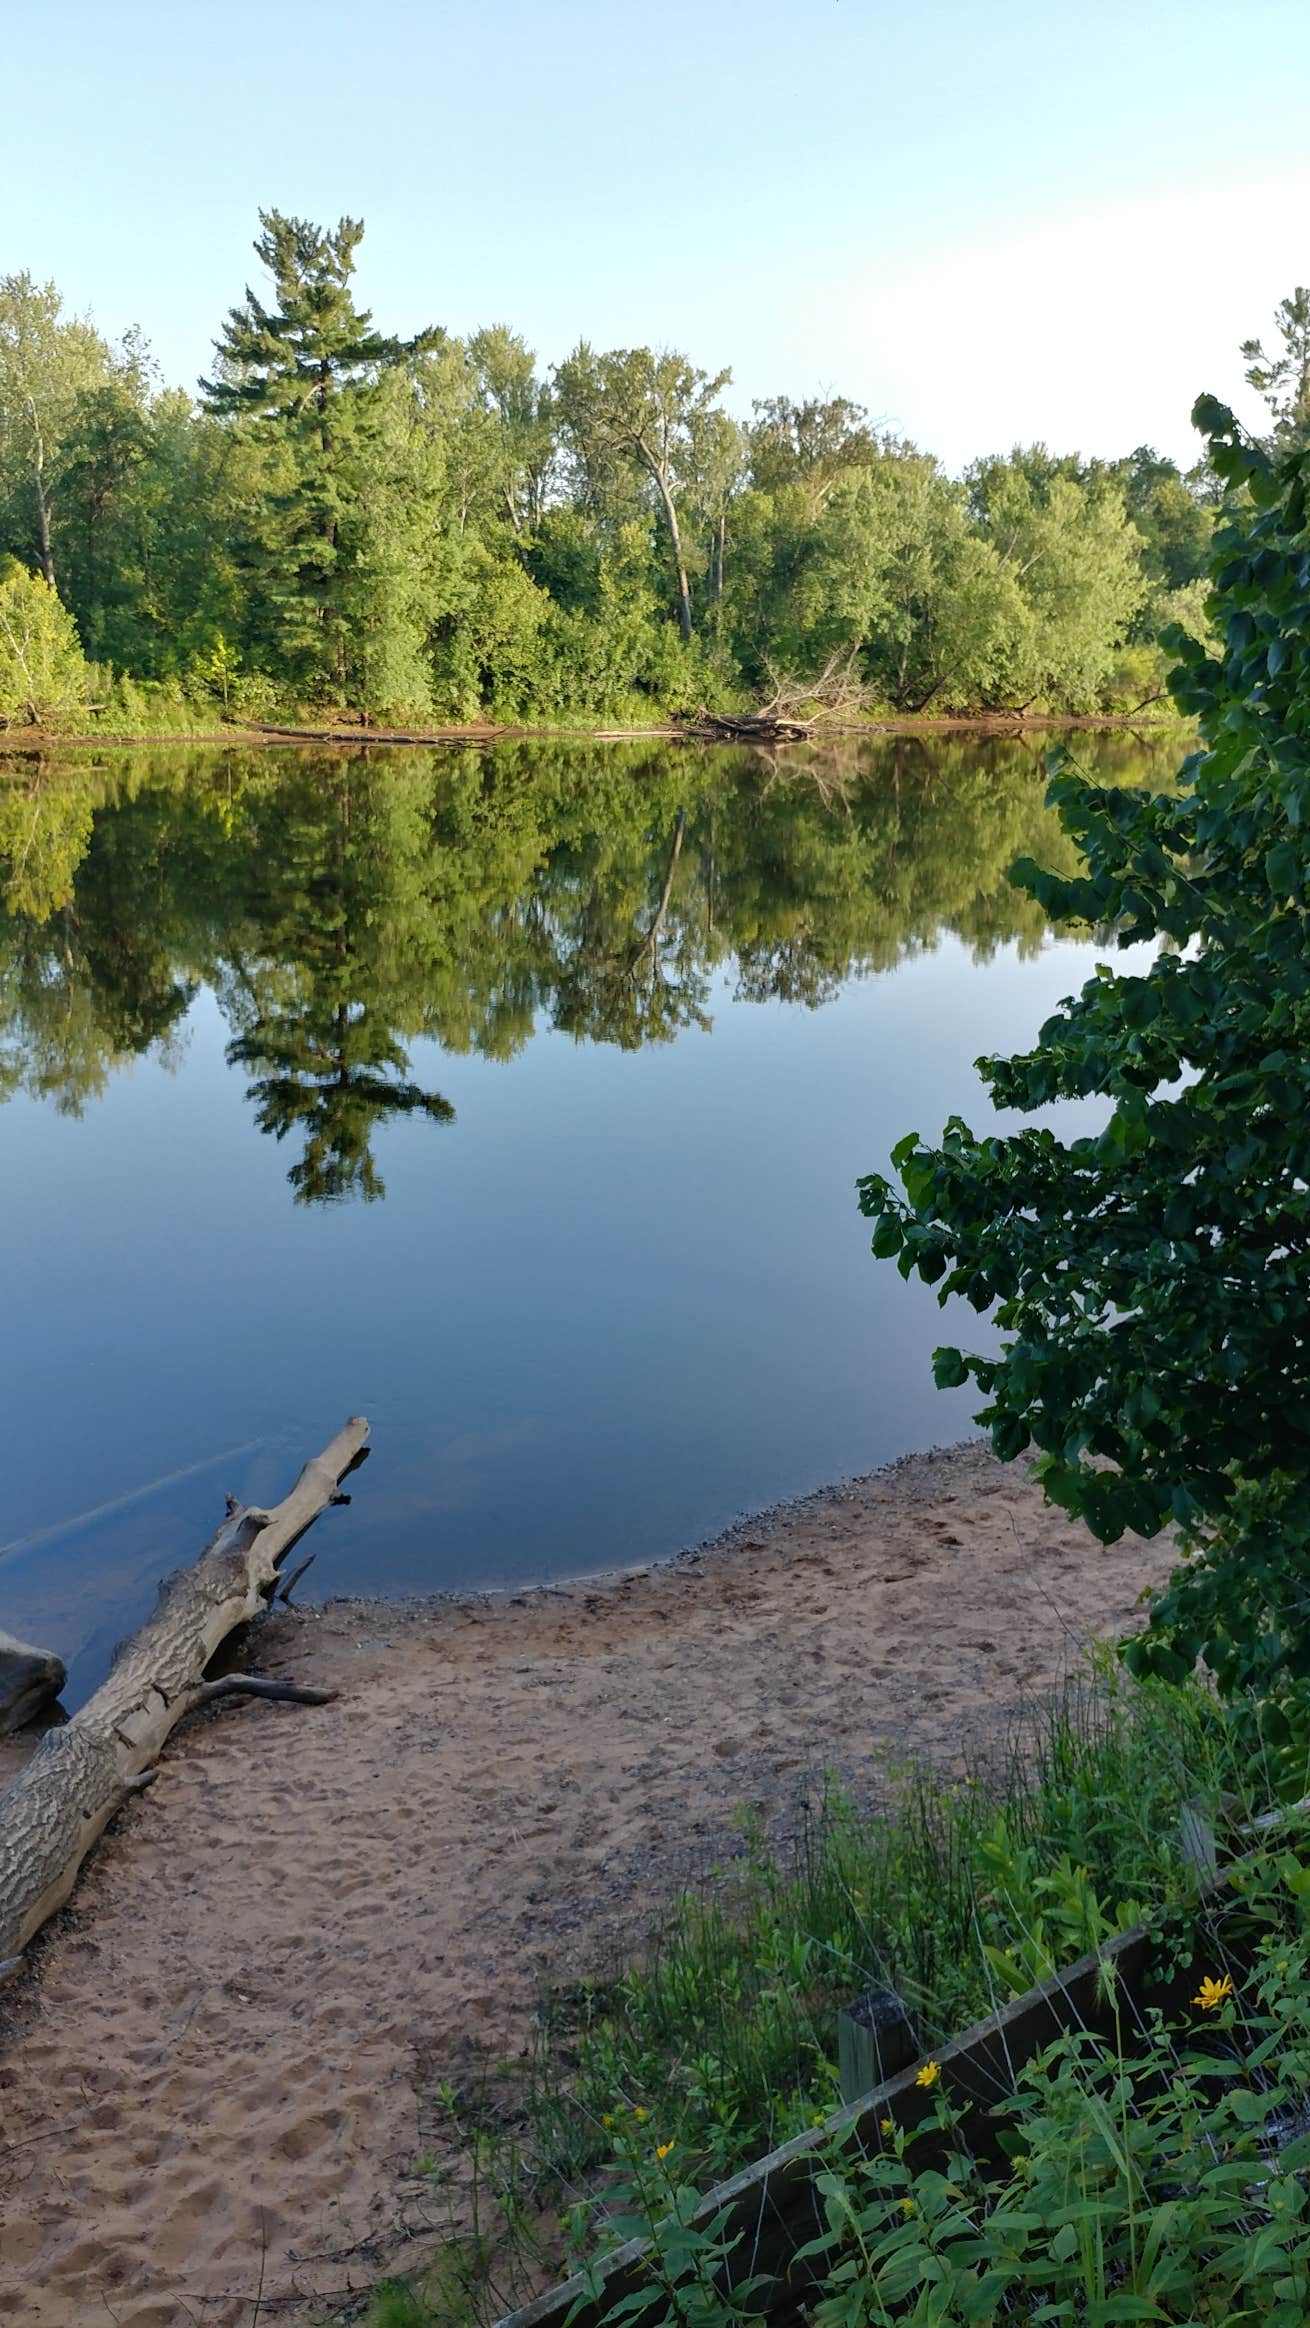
(0, 730, 1179, 1203)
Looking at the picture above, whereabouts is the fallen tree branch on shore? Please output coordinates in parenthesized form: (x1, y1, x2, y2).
(250, 720, 507, 747)
(676, 648, 874, 745)
(676, 707, 815, 743)
(192, 1675, 338, 1708)
(0, 1417, 368, 1969)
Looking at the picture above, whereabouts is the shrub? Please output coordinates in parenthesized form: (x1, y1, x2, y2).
(859, 400, 1310, 1725)
(0, 559, 92, 729)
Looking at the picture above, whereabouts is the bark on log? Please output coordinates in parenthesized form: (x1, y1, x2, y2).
(0, 1417, 368, 1966)
(0, 1632, 67, 1735)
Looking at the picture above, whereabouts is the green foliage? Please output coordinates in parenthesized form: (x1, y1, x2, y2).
(1117, 446, 1216, 627)
(735, 1908, 1310, 2328)
(364, 2284, 450, 2328)
(860, 400, 1310, 1714)
(535, 1667, 1280, 2200)
(90, 670, 212, 735)
(966, 452, 1148, 709)
(0, 558, 92, 728)
(0, 215, 1247, 729)
(200, 210, 439, 710)
(553, 342, 734, 643)
(747, 394, 880, 498)
(493, 1681, 1275, 2282)
(597, 1892, 1310, 2328)
(568, 2132, 770, 2328)
(0, 272, 132, 591)
(1243, 288, 1310, 451)
(377, 1666, 1305, 2325)
(428, 536, 551, 719)
(2, 730, 1148, 1167)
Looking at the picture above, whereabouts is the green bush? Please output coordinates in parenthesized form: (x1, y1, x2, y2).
(859, 401, 1310, 1722)
(0, 558, 92, 729)
(88, 669, 213, 735)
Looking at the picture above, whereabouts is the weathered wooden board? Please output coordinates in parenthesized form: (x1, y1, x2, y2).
(494, 1863, 1266, 2328)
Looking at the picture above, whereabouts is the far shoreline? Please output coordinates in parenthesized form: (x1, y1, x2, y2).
(0, 710, 1190, 758)
(298, 1432, 1011, 1630)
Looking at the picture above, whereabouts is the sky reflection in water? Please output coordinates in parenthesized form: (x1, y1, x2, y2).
(0, 731, 1174, 1700)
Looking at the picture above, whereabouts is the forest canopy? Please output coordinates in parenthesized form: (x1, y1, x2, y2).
(0, 211, 1291, 733)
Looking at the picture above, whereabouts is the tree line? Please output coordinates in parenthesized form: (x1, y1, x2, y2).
(0, 211, 1301, 732)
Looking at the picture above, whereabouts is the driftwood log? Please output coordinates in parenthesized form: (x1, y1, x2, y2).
(0, 1417, 368, 1969)
(676, 707, 814, 744)
(0, 1632, 66, 1735)
(675, 652, 874, 746)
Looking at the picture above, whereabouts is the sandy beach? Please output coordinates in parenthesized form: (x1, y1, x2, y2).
(0, 1442, 1178, 2327)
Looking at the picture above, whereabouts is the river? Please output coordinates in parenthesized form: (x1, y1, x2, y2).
(0, 729, 1176, 1700)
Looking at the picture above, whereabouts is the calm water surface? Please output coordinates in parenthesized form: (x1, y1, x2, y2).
(0, 732, 1173, 1701)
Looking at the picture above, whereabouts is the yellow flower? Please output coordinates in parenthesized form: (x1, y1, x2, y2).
(879, 2118, 894, 2137)
(915, 2060, 940, 2089)
(1193, 1973, 1234, 2011)
(634, 2106, 648, 2122)
(900, 2196, 917, 2215)
(601, 2114, 614, 2130)
(656, 2140, 675, 2161)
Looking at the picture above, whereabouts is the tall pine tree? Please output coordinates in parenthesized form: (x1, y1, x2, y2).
(202, 212, 434, 709)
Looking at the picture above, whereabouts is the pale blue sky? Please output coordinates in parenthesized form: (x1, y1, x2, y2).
(11, 0, 1310, 469)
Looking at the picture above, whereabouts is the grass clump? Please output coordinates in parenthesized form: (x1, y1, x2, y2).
(570, 1866, 1310, 2326)
(364, 1659, 1304, 2325)
(523, 1660, 1292, 2198)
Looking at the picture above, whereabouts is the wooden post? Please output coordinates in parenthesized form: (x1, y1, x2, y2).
(1178, 1797, 1219, 1874)
(836, 1985, 916, 2105)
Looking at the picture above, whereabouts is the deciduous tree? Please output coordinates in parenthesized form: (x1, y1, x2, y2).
(1242, 288, 1310, 450)
(553, 345, 731, 641)
(860, 397, 1310, 1722)
(0, 275, 127, 592)
(0, 558, 91, 728)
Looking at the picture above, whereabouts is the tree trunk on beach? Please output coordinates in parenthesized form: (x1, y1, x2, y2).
(0, 1417, 368, 1969)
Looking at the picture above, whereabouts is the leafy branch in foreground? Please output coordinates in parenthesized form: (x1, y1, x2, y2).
(859, 394, 1310, 1719)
